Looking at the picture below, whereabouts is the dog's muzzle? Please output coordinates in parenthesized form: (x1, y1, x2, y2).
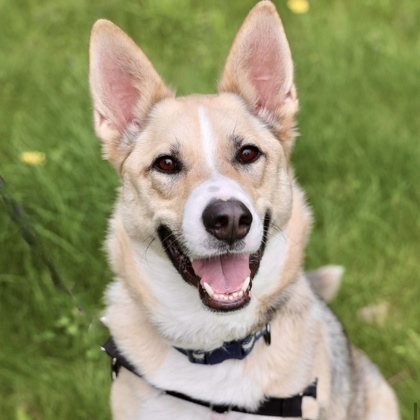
(158, 205, 270, 312)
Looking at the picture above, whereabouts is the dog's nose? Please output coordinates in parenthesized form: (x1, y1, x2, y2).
(202, 199, 253, 244)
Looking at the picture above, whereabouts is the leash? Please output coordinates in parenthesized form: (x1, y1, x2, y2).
(0, 175, 82, 309)
(102, 336, 318, 418)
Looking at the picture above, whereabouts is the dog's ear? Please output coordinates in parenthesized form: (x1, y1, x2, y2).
(219, 1, 298, 149)
(89, 20, 174, 169)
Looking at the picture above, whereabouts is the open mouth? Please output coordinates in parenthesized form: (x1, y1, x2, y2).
(158, 215, 270, 312)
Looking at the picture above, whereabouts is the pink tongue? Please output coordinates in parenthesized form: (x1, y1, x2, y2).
(192, 254, 250, 294)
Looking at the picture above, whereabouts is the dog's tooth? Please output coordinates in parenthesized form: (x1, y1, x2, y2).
(232, 292, 238, 298)
(223, 295, 229, 301)
(238, 290, 244, 298)
(203, 282, 215, 297)
(241, 277, 251, 292)
(228, 295, 234, 301)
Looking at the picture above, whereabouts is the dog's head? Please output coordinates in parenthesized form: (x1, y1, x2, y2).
(89, 2, 301, 320)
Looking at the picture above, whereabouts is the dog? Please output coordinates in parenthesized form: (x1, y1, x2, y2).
(89, 2, 399, 418)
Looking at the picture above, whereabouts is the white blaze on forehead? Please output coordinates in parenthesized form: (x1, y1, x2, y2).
(180, 105, 263, 258)
(198, 106, 217, 172)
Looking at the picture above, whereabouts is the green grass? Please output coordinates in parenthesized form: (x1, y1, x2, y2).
(0, 0, 418, 418)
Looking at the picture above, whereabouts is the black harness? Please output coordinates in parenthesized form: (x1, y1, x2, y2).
(102, 329, 318, 418)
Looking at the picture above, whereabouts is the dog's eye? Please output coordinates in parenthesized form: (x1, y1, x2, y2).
(236, 146, 261, 164)
(154, 156, 181, 174)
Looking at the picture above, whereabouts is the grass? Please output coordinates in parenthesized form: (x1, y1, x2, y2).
(0, 0, 418, 418)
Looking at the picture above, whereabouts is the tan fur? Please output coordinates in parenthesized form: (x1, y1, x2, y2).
(89, 2, 399, 419)
(257, 181, 311, 316)
(306, 265, 344, 303)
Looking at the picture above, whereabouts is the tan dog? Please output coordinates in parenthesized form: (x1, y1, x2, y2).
(89, 2, 399, 419)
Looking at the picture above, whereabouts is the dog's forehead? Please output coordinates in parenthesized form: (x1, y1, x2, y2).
(148, 93, 265, 146)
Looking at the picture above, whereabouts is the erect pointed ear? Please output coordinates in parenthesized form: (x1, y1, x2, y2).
(218, 1, 298, 146)
(89, 20, 174, 169)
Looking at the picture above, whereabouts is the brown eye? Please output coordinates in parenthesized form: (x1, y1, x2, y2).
(154, 156, 181, 174)
(237, 146, 261, 164)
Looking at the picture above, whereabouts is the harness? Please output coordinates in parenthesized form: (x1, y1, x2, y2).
(102, 326, 318, 418)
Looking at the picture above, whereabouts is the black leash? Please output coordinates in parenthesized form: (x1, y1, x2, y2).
(0, 175, 85, 315)
(0, 176, 74, 298)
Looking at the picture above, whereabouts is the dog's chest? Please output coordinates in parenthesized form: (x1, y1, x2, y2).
(115, 344, 317, 420)
(149, 346, 266, 407)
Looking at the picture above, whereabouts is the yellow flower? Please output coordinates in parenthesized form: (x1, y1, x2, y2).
(20, 151, 46, 166)
(287, 0, 310, 14)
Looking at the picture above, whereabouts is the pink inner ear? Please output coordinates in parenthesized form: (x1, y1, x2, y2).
(248, 29, 290, 113)
(99, 52, 140, 132)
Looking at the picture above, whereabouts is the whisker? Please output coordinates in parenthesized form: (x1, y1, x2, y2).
(142, 236, 156, 260)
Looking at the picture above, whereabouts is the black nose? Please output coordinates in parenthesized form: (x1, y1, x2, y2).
(202, 199, 253, 244)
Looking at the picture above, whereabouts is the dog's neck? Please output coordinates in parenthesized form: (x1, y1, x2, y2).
(174, 324, 271, 365)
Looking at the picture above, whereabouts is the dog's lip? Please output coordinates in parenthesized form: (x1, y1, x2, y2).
(157, 214, 270, 312)
(157, 227, 200, 288)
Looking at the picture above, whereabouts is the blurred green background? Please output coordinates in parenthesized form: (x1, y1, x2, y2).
(0, 0, 419, 418)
